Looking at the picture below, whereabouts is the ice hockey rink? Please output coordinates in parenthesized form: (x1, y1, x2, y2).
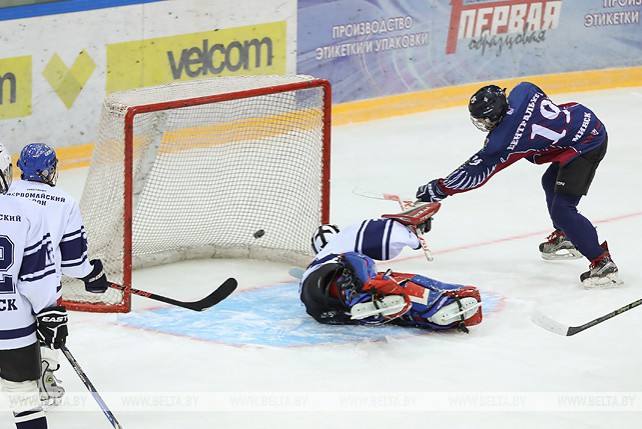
(4, 86, 642, 429)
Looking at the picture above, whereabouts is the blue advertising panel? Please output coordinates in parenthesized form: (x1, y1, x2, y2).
(298, 0, 642, 103)
(0, 0, 163, 21)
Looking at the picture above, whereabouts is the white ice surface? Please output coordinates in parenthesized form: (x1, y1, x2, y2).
(2, 86, 642, 428)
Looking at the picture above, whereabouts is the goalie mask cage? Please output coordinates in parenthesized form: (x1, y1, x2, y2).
(63, 75, 331, 313)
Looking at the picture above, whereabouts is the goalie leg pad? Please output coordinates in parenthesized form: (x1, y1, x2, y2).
(428, 297, 481, 326)
(342, 273, 412, 323)
(393, 275, 483, 330)
(446, 286, 483, 327)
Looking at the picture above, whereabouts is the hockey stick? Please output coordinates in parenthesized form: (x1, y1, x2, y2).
(60, 344, 124, 429)
(352, 188, 434, 261)
(531, 298, 642, 336)
(108, 277, 237, 311)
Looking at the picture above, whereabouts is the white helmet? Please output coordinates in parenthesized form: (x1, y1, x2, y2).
(0, 143, 13, 194)
(311, 224, 340, 254)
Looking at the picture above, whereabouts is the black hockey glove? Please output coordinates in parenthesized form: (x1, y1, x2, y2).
(36, 306, 68, 349)
(82, 259, 108, 293)
(416, 179, 447, 203)
(416, 217, 433, 235)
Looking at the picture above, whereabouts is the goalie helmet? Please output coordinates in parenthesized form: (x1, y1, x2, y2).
(311, 224, 340, 254)
(468, 85, 508, 132)
(17, 143, 58, 186)
(0, 143, 13, 194)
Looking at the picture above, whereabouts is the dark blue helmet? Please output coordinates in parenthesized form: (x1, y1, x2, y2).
(17, 143, 58, 186)
(468, 85, 508, 132)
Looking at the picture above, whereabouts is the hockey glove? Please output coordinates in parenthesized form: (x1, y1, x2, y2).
(36, 306, 68, 349)
(416, 217, 432, 235)
(82, 259, 108, 293)
(382, 201, 439, 236)
(416, 179, 447, 203)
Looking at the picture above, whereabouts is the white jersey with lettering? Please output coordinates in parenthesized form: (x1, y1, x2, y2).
(8, 180, 94, 294)
(303, 218, 420, 283)
(315, 218, 419, 262)
(0, 194, 58, 350)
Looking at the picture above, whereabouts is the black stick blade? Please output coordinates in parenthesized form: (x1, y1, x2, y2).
(108, 277, 238, 312)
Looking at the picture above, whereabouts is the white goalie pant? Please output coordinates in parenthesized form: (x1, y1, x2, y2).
(1, 378, 44, 418)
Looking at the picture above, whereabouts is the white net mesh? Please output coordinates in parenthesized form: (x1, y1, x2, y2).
(62, 75, 329, 310)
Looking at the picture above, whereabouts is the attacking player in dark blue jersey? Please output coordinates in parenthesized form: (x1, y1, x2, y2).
(416, 82, 621, 288)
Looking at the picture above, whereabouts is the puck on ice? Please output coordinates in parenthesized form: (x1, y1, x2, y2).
(254, 229, 265, 238)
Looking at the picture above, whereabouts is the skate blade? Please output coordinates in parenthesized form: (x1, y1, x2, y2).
(541, 250, 583, 261)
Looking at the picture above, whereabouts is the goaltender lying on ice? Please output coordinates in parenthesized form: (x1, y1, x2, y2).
(298, 202, 483, 332)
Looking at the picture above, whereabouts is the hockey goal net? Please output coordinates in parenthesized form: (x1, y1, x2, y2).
(62, 75, 331, 313)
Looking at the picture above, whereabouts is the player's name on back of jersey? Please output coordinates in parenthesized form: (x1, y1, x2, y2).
(0, 213, 22, 222)
(7, 190, 66, 205)
(0, 299, 18, 311)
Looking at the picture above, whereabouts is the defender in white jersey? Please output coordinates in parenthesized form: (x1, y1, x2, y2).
(0, 144, 67, 429)
(8, 143, 107, 406)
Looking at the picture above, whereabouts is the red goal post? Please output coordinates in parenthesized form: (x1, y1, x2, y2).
(62, 75, 332, 313)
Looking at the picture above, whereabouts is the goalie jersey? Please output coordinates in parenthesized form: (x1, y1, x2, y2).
(8, 180, 95, 294)
(0, 194, 58, 350)
(307, 217, 420, 276)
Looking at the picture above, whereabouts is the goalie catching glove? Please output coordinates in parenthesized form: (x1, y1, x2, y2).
(381, 201, 440, 235)
(82, 259, 108, 293)
(36, 306, 68, 349)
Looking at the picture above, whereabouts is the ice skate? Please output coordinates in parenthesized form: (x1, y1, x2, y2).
(580, 241, 623, 289)
(539, 230, 582, 260)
